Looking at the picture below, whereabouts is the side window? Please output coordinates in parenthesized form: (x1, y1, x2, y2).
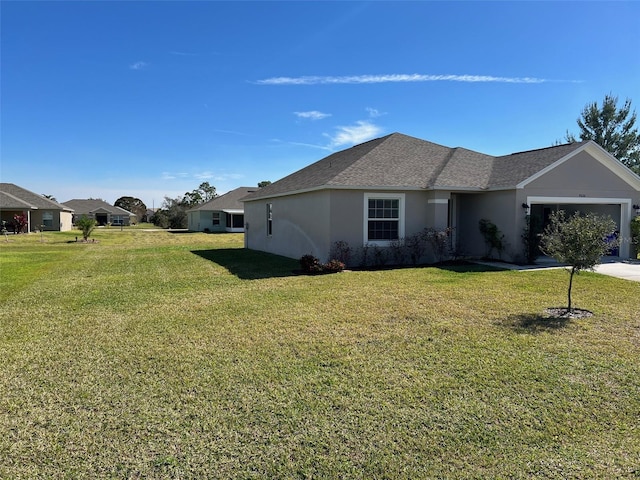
(212, 212, 220, 225)
(364, 193, 404, 245)
(266, 203, 273, 236)
(42, 211, 53, 227)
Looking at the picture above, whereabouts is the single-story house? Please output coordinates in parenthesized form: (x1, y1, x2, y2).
(242, 133, 640, 264)
(187, 187, 258, 233)
(62, 199, 136, 226)
(0, 182, 74, 232)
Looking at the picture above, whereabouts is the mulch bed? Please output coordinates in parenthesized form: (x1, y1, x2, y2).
(544, 307, 594, 319)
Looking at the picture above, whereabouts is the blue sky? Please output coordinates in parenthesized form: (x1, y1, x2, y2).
(2, 1, 639, 209)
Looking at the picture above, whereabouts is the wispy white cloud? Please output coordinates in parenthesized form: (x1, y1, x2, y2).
(366, 107, 385, 118)
(255, 73, 562, 85)
(294, 111, 332, 121)
(194, 171, 243, 181)
(325, 121, 383, 149)
(129, 61, 149, 71)
(162, 172, 189, 180)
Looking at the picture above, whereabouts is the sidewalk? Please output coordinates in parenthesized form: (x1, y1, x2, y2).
(474, 257, 640, 283)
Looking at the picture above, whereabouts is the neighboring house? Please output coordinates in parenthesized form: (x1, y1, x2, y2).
(63, 199, 136, 226)
(188, 187, 258, 232)
(0, 182, 74, 232)
(242, 133, 640, 263)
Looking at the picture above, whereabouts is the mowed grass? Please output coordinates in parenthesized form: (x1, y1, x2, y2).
(1, 229, 639, 479)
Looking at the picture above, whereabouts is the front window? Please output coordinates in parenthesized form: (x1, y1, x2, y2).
(364, 193, 405, 245)
(212, 212, 220, 225)
(112, 215, 123, 225)
(42, 211, 53, 228)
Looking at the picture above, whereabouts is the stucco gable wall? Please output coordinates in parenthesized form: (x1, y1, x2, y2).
(525, 151, 637, 197)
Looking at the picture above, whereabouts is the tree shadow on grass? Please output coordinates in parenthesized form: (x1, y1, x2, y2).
(192, 248, 298, 280)
(498, 313, 573, 334)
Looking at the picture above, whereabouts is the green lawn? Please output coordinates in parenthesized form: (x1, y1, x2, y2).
(1, 229, 639, 478)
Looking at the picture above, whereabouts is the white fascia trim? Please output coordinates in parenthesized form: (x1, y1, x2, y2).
(243, 184, 428, 202)
(428, 199, 449, 204)
(221, 209, 244, 214)
(527, 196, 632, 205)
(517, 141, 640, 190)
(363, 192, 406, 247)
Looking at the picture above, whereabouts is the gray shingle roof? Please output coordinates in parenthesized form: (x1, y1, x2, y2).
(0, 183, 74, 211)
(62, 199, 134, 216)
(188, 187, 258, 212)
(242, 133, 589, 201)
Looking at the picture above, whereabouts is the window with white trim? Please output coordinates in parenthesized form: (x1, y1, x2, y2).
(364, 193, 405, 245)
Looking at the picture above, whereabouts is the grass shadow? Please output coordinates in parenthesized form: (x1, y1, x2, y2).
(192, 248, 298, 280)
(434, 262, 506, 274)
(498, 313, 572, 334)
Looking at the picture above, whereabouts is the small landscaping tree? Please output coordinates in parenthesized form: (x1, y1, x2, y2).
(76, 215, 97, 241)
(12, 213, 28, 233)
(539, 211, 618, 314)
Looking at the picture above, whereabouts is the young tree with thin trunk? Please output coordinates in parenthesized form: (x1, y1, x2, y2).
(76, 215, 97, 241)
(540, 211, 618, 314)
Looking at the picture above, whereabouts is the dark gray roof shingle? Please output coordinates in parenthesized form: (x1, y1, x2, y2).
(0, 183, 74, 211)
(241, 133, 590, 200)
(188, 187, 258, 211)
(62, 199, 134, 216)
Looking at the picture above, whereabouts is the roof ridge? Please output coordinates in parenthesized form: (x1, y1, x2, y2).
(502, 140, 586, 157)
(429, 146, 458, 187)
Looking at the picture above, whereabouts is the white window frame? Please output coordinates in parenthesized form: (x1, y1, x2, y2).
(111, 215, 124, 226)
(363, 193, 405, 246)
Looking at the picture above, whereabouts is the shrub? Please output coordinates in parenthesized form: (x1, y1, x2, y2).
(404, 232, 426, 265)
(330, 241, 351, 266)
(324, 259, 345, 273)
(479, 218, 506, 259)
(424, 227, 453, 263)
(299, 255, 344, 274)
(299, 254, 323, 273)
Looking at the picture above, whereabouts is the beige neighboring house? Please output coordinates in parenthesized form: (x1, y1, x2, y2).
(63, 199, 136, 226)
(0, 182, 74, 232)
(242, 133, 640, 263)
(187, 187, 258, 233)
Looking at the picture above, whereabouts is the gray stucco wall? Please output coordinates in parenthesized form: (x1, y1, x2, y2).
(244, 190, 331, 260)
(456, 190, 518, 260)
(245, 189, 446, 263)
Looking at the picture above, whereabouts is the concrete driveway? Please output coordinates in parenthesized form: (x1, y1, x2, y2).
(475, 258, 640, 283)
(593, 261, 640, 282)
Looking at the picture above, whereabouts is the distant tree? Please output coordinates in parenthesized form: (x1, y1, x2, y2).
(115, 196, 147, 221)
(76, 215, 97, 241)
(565, 94, 640, 174)
(184, 182, 217, 206)
(540, 211, 618, 314)
(152, 196, 188, 229)
(258, 180, 272, 188)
